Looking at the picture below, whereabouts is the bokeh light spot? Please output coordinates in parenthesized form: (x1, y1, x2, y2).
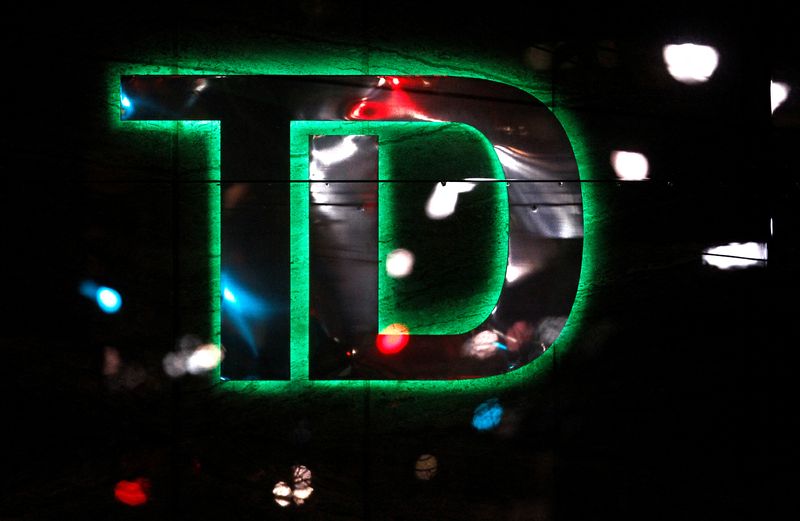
(702, 242, 767, 270)
(96, 286, 122, 313)
(385, 248, 415, 278)
(186, 343, 222, 374)
(415, 454, 438, 480)
(114, 478, 149, 507)
(663, 43, 719, 84)
(377, 323, 410, 355)
(610, 150, 649, 180)
(472, 398, 504, 431)
(273, 481, 292, 507)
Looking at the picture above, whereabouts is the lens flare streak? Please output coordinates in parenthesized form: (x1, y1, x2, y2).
(221, 273, 270, 356)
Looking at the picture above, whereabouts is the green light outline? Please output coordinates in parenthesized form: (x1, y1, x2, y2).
(108, 48, 593, 397)
(290, 121, 508, 381)
(372, 122, 508, 334)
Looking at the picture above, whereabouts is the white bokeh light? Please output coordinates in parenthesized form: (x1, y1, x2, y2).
(385, 248, 415, 278)
(292, 465, 312, 487)
(162, 352, 187, 378)
(425, 182, 476, 219)
(663, 44, 719, 84)
(610, 151, 649, 180)
(292, 484, 314, 504)
(186, 344, 222, 374)
(771, 81, 790, 113)
(272, 481, 292, 507)
(702, 242, 767, 270)
(465, 330, 499, 359)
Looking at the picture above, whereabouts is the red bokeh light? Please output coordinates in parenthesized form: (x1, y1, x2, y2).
(114, 478, 150, 507)
(376, 324, 410, 355)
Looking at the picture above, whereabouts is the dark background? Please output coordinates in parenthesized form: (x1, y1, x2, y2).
(2, 2, 797, 520)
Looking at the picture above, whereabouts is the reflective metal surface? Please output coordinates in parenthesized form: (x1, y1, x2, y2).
(121, 75, 583, 380)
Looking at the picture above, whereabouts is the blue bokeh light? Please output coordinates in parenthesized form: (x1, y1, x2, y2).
(80, 280, 123, 314)
(79, 280, 98, 300)
(96, 286, 122, 313)
(472, 398, 503, 431)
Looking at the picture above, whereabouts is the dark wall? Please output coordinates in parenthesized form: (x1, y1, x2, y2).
(2, 3, 796, 520)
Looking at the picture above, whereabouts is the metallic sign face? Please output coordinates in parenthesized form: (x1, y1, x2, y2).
(120, 75, 582, 381)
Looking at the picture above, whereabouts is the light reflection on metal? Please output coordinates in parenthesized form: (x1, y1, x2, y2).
(534, 316, 567, 347)
(702, 242, 767, 270)
(220, 273, 269, 358)
(464, 330, 500, 359)
(505, 262, 530, 284)
(310, 135, 358, 166)
(492, 145, 582, 239)
(663, 43, 719, 84)
(193, 78, 208, 92)
(120, 91, 134, 118)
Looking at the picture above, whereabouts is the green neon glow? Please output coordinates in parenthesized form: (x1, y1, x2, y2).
(112, 118, 221, 351)
(375, 123, 507, 333)
(108, 43, 594, 398)
(290, 121, 507, 379)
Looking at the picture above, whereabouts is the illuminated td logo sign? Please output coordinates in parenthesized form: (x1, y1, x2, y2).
(121, 75, 583, 382)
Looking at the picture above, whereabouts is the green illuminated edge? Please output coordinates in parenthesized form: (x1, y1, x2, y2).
(373, 122, 508, 334)
(290, 121, 508, 381)
(108, 49, 597, 397)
